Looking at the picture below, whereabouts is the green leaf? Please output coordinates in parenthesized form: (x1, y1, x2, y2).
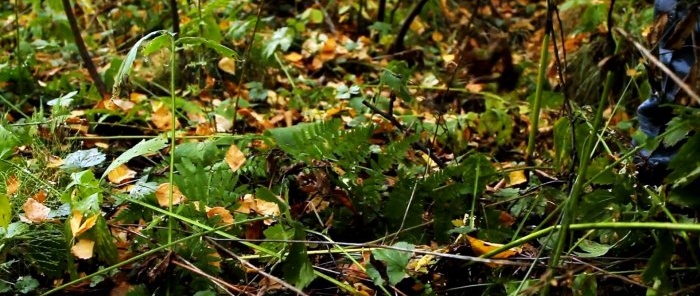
(300, 8, 323, 24)
(0, 125, 20, 159)
(177, 37, 237, 58)
(667, 133, 700, 186)
(2, 222, 28, 239)
(15, 276, 39, 294)
(283, 222, 316, 289)
(62, 148, 106, 170)
(101, 136, 168, 180)
(0, 193, 10, 228)
(371, 242, 414, 285)
(574, 239, 610, 258)
(142, 34, 172, 56)
(662, 117, 691, 148)
(380, 68, 412, 102)
(572, 273, 597, 296)
(263, 27, 293, 58)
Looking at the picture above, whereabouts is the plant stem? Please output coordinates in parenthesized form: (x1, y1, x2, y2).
(168, 33, 177, 248)
(526, 31, 550, 165)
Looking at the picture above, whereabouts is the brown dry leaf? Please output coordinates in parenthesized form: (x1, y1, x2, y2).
(6, 174, 19, 195)
(225, 144, 246, 172)
(22, 198, 50, 223)
(33, 190, 47, 203)
(112, 98, 136, 112)
(206, 207, 234, 226)
(466, 235, 520, 266)
(70, 210, 99, 238)
(107, 164, 137, 184)
(151, 101, 180, 130)
(71, 239, 95, 259)
(155, 183, 186, 207)
(234, 194, 280, 225)
(218, 57, 236, 75)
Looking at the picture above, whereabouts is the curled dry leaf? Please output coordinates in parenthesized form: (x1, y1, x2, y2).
(225, 144, 246, 172)
(22, 198, 50, 223)
(70, 210, 99, 238)
(71, 239, 95, 259)
(206, 206, 234, 226)
(155, 183, 186, 207)
(107, 164, 137, 184)
(234, 194, 280, 225)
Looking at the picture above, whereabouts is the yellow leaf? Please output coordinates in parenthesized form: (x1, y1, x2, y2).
(70, 211, 99, 238)
(22, 198, 50, 223)
(284, 52, 303, 62)
(225, 144, 246, 172)
(507, 170, 527, 186)
(107, 164, 137, 184)
(155, 183, 187, 207)
(71, 239, 95, 259)
(466, 235, 520, 265)
(218, 57, 236, 75)
(6, 174, 19, 195)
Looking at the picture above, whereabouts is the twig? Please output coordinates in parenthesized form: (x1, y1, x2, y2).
(206, 238, 310, 296)
(172, 256, 248, 296)
(61, 0, 108, 98)
(616, 28, 700, 104)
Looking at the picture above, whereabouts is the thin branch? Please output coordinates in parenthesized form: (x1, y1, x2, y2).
(61, 0, 108, 98)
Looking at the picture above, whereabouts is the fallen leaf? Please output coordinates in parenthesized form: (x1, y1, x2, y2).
(70, 210, 99, 238)
(107, 164, 137, 184)
(507, 170, 527, 186)
(6, 175, 19, 195)
(206, 207, 234, 226)
(466, 235, 520, 266)
(284, 52, 303, 62)
(218, 57, 236, 75)
(33, 190, 47, 203)
(155, 183, 186, 207)
(71, 239, 95, 259)
(22, 198, 50, 223)
(225, 144, 246, 172)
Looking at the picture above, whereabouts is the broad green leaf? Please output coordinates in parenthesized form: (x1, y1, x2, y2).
(371, 242, 414, 285)
(62, 148, 106, 170)
(93, 215, 118, 264)
(283, 222, 315, 289)
(177, 37, 237, 58)
(0, 193, 10, 228)
(380, 68, 412, 102)
(101, 136, 168, 180)
(663, 117, 691, 148)
(263, 27, 293, 58)
(142, 34, 172, 56)
(0, 125, 20, 159)
(574, 239, 610, 258)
